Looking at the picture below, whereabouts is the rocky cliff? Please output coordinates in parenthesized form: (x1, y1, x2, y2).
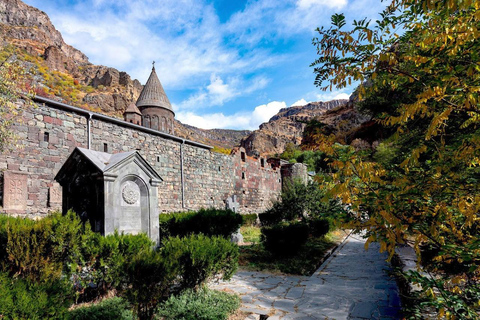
(0, 0, 142, 115)
(240, 100, 355, 157)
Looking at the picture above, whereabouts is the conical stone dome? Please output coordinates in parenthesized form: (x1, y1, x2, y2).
(136, 66, 173, 113)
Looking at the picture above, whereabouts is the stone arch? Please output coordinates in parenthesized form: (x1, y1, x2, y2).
(144, 115, 151, 128)
(161, 116, 166, 132)
(119, 174, 150, 236)
(151, 115, 159, 130)
(168, 119, 173, 134)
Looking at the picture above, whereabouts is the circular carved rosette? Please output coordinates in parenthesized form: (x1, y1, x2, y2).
(122, 182, 140, 205)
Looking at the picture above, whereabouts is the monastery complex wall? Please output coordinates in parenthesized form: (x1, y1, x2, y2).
(0, 97, 291, 217)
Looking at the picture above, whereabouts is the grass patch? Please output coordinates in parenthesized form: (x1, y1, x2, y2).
(238, 228, 345, 276)
(239, 226, 261, 244)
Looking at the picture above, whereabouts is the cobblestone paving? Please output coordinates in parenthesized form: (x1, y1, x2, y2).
(210, 234, 402, 319)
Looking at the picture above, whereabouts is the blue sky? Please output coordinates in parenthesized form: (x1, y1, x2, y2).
(24, 0, 386, 130)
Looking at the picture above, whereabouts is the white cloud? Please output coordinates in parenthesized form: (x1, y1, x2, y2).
(177, 111, 251, 130)
(332, 93, 351, 100)
(296, 0, 347, 10)
(301, 89, 352, 102)
(176, 74, 270, 111)
(251, 101, 287, 125)
(291, 98, 309, 107)
(315, 91, 351, 101)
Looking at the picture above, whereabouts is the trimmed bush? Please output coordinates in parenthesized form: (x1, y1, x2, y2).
(156, 287, 240, 320)
(308, 218, 330, 238)
(159, 211, 196, 240)
(0, 271, 72, 319)
(74, 231, 154, 301)
(0, 211, 93, 282)
(261, 222, 309, 256)
(258, 205, 283, 227)
(241, 213, 258, 226)
(159, 208, 242, 241)
(162, 234, 239, 290)
(67, 297, 134, 320)
(120, 249, 174, 320)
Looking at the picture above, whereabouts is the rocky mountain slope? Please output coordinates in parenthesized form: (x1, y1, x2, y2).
(240, 99, 368, 157)
(176, 123, 251, 150)
(0, 0, 143, 114)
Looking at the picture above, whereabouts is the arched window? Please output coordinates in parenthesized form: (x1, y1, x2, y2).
(144, 115, 151, 128)
(161, 117, 166, 132)
(152, 115, 159, 130)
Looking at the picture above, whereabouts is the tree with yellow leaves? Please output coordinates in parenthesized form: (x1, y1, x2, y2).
(311, 0, 480, 317)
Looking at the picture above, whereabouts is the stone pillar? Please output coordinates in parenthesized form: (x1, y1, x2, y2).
(103, 174, 117, 235)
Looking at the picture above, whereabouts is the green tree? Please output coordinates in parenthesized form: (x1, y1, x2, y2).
(311, 0, 480, 317)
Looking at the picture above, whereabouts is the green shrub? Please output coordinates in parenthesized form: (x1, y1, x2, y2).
(159, 209, 242, 242)
(67, 297, 134, 320)
(261, 222, 309, 256)
(159, 211, 196, 240)
(121, 249, 175, 320)
(120, 234, 238, 320)
(74, 231, 154, 301)
(258, 204, 284, 227)
(308, 218, 330, 238)
(156, 287, 240, 320)
(241, 213, 258, 226)
(258, 180, 345, 227)
(0, 271, 72, 319)
(0, 211, 93, 282)
(161, 234, 239, 291)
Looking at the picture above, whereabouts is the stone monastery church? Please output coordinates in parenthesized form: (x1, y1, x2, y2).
(0, 66, 306, 243)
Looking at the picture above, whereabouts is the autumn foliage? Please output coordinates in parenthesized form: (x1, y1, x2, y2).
(311, 0, 480, 317)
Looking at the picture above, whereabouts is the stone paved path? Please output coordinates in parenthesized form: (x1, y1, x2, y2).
(210, 234, 402, 319)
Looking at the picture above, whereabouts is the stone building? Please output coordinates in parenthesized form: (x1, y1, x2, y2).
(0, 66, 307, 242)
(124, 66, 175, 134)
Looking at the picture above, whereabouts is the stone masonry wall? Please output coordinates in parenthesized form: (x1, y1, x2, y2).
(0, 101, 87, 216)
(0, 99, 282, 216)
(232, 148, 282, 213)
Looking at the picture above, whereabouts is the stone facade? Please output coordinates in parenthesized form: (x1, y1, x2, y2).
(55, 148, 162, 244)
(0, 97, 304, 217)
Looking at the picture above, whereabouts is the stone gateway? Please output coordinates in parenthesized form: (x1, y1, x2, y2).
(55, 147, 162, 243)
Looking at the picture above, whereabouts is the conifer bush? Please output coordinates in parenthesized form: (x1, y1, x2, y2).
(120, 250, 174, 320)
(156, 287, 240, 320)
(159, 208, 242, 242)
(0, 211, 92, 282)
(0, 271, 72, 319)
(161, 234, 239, 291)
(75, 231, 154, 300)
(67, 297, 134, 320)
(261, 222, 310, 256)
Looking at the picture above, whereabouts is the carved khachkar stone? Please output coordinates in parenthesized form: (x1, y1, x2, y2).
(3, 171, 28, 211)
(49, 182, 62, 208)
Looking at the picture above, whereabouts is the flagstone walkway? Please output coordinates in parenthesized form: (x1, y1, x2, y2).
(210, 234, 402, 319)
